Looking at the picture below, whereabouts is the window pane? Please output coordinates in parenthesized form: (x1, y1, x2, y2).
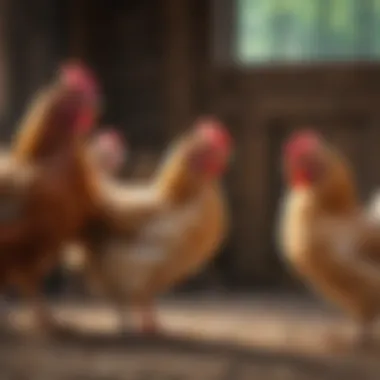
(236, 0, 380, 65)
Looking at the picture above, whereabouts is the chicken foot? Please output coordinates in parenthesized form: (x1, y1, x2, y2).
(25, 289, 76, 338)
(32, 295, 60, 332)
(353, 319, 377, 350)
(323, 316, 378, 353)
(114, 302, 131, 335)
(113, 300, 160, 336)
(138, 300, 161, 335)
(115, 295, 161, 336)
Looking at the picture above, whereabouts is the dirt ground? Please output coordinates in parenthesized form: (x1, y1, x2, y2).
(1, 295, 380, 380)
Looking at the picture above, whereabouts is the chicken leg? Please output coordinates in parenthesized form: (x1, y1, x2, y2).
(139, 300, 160, 335)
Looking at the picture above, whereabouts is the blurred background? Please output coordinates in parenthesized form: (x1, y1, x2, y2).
(2, 0, 380, 377)
(3, 0, 375, 294)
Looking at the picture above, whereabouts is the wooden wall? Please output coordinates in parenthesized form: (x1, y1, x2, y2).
(1, 0, 68, 138)
(209, 65, 380, 288)
(4, 0, 380, 290)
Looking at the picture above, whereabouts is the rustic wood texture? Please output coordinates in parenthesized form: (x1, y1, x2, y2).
(2, 298, 380, 379)
(2, 0, 66, 137)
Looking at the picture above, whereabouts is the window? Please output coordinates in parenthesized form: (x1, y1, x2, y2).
(235, 0, 380, 65)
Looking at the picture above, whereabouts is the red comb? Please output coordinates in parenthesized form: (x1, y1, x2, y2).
(100, 129, 124, 144)
(195, 116, 232, 151)
(57, 61, 99, 134)
(59, 61, 98, 98)
(96, 128, 127, 151)
(284, 129, 321, 158)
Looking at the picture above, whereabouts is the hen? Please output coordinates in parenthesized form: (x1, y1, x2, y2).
(0, 62, 101, 332)
(278, 130, 380, 348)
(82, 117, 232, 334)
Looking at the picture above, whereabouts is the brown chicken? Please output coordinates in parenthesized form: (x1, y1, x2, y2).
(0, 62, 101, 332)
(81, 117, 232, 334)
(278, 129, 380, 348)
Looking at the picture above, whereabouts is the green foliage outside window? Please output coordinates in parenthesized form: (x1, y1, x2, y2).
(236, 0, 380, 64)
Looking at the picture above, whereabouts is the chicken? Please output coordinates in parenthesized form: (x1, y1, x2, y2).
(81, 117, 232, 334)
(87, 127, 127, 177)
(278, 129, 380, 348)
(0, 62, 101, 332)
(61, 128, 128, 294)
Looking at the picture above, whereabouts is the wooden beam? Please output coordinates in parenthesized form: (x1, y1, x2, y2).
(0, 0, 8, 131)
(67, 0, 88, 60)
(162, 0, 194, 137)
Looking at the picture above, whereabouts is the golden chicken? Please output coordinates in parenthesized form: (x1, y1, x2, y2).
(0, 62, 101, 332)
(81, 118, 232, 334)
(278, 129, 380, 348)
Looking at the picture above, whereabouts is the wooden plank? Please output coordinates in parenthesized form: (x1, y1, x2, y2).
(0, 0, 8, 133)
(67, 0, 89, 60)
(2, 300, 380, 379)
(162, 0, 194, 136)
